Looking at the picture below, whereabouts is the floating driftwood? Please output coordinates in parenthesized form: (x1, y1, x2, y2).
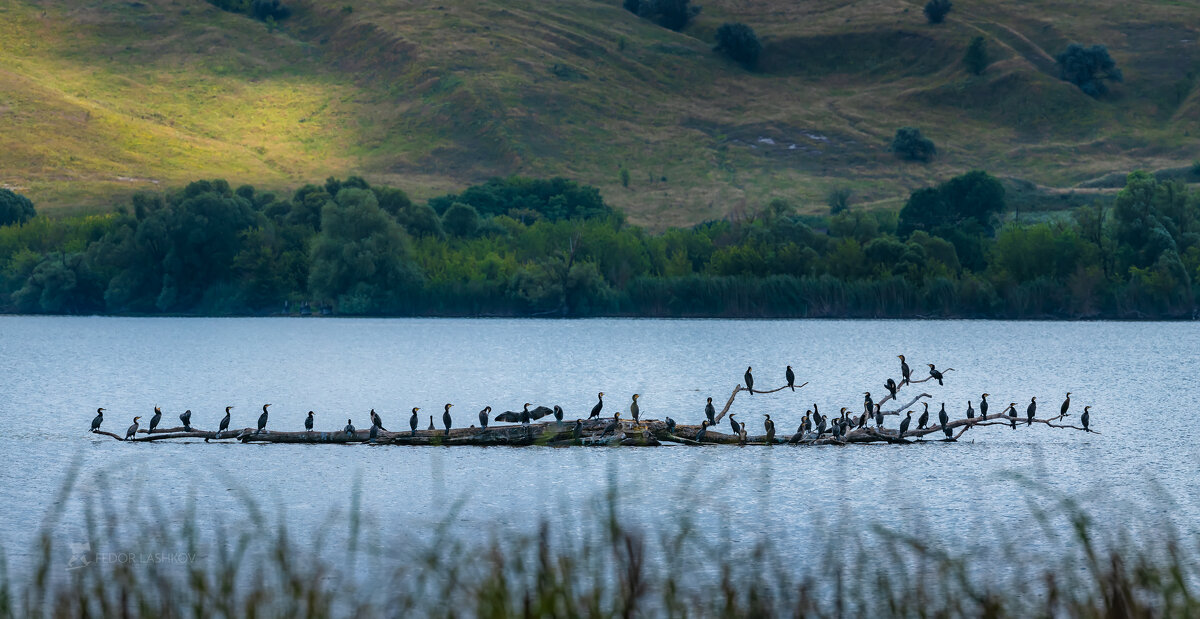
(92, 363, 1095, 446)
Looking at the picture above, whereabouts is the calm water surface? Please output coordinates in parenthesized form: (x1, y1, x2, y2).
(0, 317, 1196, 571)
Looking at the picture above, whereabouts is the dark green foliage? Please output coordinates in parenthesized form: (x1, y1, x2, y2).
(429, 176, 616, 222)
(923, 0, 952, 24)
(624, 0, 699, 31)
(963, 36, 989, 75)
(891, 127, 937, 162)
(827, 187, 852, 214)
(442, 202, 481, 238)
(899, 170, 1006, 236)
(714, 23, 761, 70)
(1056, 43, 1123, 97)
(0, 189, 36, 227)
(207, 0, 289, 21)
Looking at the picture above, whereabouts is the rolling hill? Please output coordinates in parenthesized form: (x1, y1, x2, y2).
(2, 0, 1199, 225)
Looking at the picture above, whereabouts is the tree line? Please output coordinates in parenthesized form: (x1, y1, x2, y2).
(0, 171, 1196, 318)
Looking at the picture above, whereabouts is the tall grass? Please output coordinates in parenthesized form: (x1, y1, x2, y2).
(3, 468, 1197, 618)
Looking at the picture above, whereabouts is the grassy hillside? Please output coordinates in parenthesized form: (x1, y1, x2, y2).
(2, 0, 1199, 225)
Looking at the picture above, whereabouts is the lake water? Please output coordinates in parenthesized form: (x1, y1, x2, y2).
(1, 316, 1197, 575)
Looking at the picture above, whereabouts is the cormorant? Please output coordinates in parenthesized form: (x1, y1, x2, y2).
(1081, 406, 1091, 432)
(885, 378, 898, 399)
(856, 410, 869, 429)
(589, 392, 604, 419)
(572, 419, 583, 440)
(744, 367, 754, 394)
(218, 406, 232, 437)
(408, 408, 419, 435)
(1006, 403, 1017, 429)
(786, 366, 795, 391)
(442, 404, 453, 436)
(553, 405, 563, 424)
(257, 404, 270, 434)
(815, 414, 827, 436)
(874, 403, 884, 428)
(980, 393, 989, 417)
(801, 411, 811, 436)
(942, 421, 953, 440)
(125, 416, 141, 440)
(966, 401, 975, 419)
(479, 406, 492, 429)
(1060, 392, 1071, 417)
(305, 411, 315, 432)
(520, 403, 531, 426)
(898, 411, 912, 439)
(665, 416, 676, 433)
(149, 406, 162, 433)
(180, 409, 192, 431)
(729, 413, 741, 436)
(345, 419, 356, 436)
(864, 392, 873, 415)
(630, 394, 641, 425)
(695, 420, 709, 443)
(917, 403, 929, 429)
(927, 364, 944, 386)
(705, 397, 716, 426)
(1026, 397, 1036, 425)
(428, 415, 435, 430)
(764, 414, 775, 443)
(899, 355, 911, 385)
(789, 423, 804, 443)
(369, 422, 379, 443)
(601, 413, 621, 437)
(91, 408, 104, 432)
(831, 420, 842, 441)
(938, 403, 949, 430)
(370, 409, 387, 431)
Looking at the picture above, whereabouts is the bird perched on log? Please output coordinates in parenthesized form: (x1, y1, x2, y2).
(601, 413, 621, 438)
(370, 409, 387, 431)
(218, 406, 232, 438)
(801, 411, 812, 436)
(257, 404, 270, 434)
(630, 394, 641, 426)
(369, 422, 380, 443)
(125, 416, 141, 440)
(589, 392, 604, 419)
(815, 414, 827, 436)
(899, 355, 911, 385)
(1006, 403, 1018, 429)
(410, 408, 419, 436)
(1026, 397, 1036, 425)
(786, 366, 796, 391)
(149, 406, 162, 433)
(705, 397, 716, 426)
(180, 409, 192, 431)
(942, 421, 954, 440)
(965, 401, 975, 419)
(479, 406, 491, 429)
(1060, 392, 1071, 417)
(695, 420, 709, 443)
(980, 394, 989, 417)
(729, 413, 741, 437)
(520, 403, 531, 426)
(764, 414, 775, 443)
(863, 392, 873, 415)
(553, 405, 563, 424)
(898, 411, 912, 439)
(344, 419, 356, 436)
(572, 419, 583, 441)
(442, 404, 453, 436)
(305, 411, 314, 432)
(665, 416, 676, 433)
(427, 416, 435, 431)
(938, 403, 949, 430)
(744, 367, 754, 394)
(91, 408, 104, 432)
(917, 403, 929, 429)
(885, 378, 898, 399)
(856, 409, 869, 429)
(1081, 406, 1091, 432)
(927, 364, 944, 386)
(874, 404, 884, 428)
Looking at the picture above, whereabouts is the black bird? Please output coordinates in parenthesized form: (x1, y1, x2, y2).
(856, 409, 869, 429)
(800, 411, 811, 436)
(813, 403, 820, 423)
(789, 423, 805, 443)
(831, 420, 842, 441)
(572, 419, 583, 440)
(409, 407, 420, 436)
(218, 406, 232, 437)
(744, 366, 755, 394)
(553, 405, 563, 424)
(864, 392, 874, 415)
(927, 364, 944, 386)
(344, 419, 356, 436)
(764, 414, 775, 443)
(601, 413, 621, 438)
(729, 413, 741, 436)
(665, 416, 676, 433)
(704, 397, 716, 426)
(980, 394, 989, 417)
(520, 403, 531, 426)
(965, 400, 975, 419)
(786, 366, 796, 391)
(898, 411, 912, 439)
(1060, 392, 1072, 417)
(125, 416, 141, 440)
(149, 406, 163, 433)
(815, 414, 827, 436)
(1081, 406, 1091, 432)
(305, 411, 315, 432)
(589, 392, 604, 419)
(370, 409, 387, 431)
(369, 422, 380, 443)
(428, 415, 435, 430)
(1026, 397, 1037, 426)
(479, 406, 492, 429)
(885, 378, 898, 399)
(899, 355, 911, 385)
(938, 403, 949, 430)
(1006, 403, 1018, 429)
(442, 403, 453, 436)
(91, 408, 104, 432)
(695, 420, 709, 443)
(942, 422, 953, 440)
(257, 404, 270, 434)
(630, 394, 641, 426)
(874, 404, 884, 428)
(917, 403, 929, 429)
(180, 409, 192, 431)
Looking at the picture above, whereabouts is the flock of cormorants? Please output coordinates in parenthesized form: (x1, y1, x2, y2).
(89, 355, 1093, 443)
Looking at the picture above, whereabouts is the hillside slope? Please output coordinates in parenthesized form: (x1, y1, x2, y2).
(1, 0, 1198, 224)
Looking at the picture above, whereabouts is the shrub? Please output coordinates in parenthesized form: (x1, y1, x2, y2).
(625, 0, 699, 32)
(1056, 43, 1123, 97)
(442, 202, 481, 238)
(963, 36, 988, 75)
(827, 187, 852, 214)
(923, 0, 952, 24)
(714, 22, 761, 69)
(891, 127, 937, 162)
(0, 188, 36, 227)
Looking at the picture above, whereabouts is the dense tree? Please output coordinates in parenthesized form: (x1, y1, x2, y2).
(891, 127, 937, 162)
(442, 202, 481, 238)
(1056, 44, 1123, 97)
(923, 0, 952, 24)
(623, 0, 699, 31)
(963, 36, 989, 75)
(0, 189, 36, 227)
(714, 23, 762, 70)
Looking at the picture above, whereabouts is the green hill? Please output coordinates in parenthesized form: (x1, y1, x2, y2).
(2, 0, 1199, 225)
